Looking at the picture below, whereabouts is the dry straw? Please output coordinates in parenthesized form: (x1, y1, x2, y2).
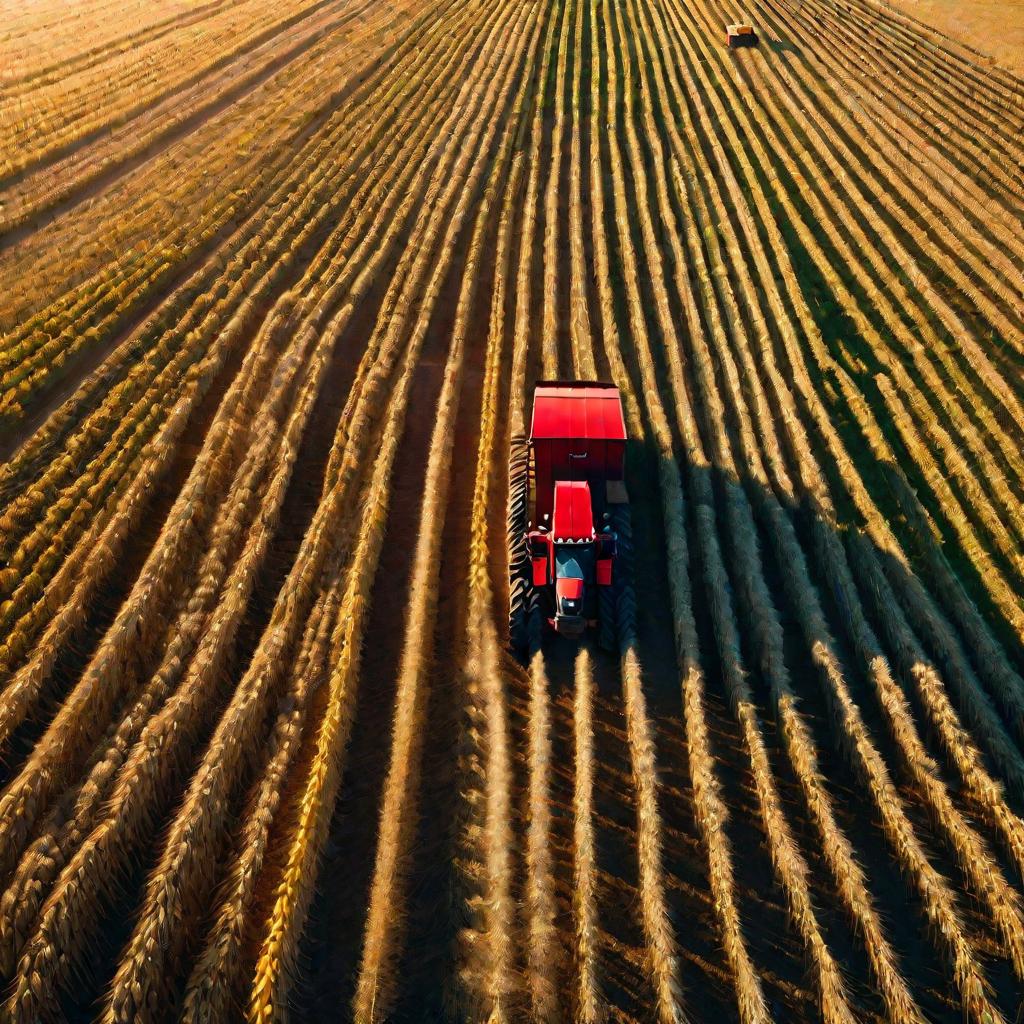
(585, 2, 768, 1021)
(640, 0, 1017, 1017)
(253, 4, 543, 1016)
(353, 18, 542, 1009)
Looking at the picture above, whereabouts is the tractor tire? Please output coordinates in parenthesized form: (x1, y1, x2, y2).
(607, 503, 634, 652)
(508, 435, 531, 657)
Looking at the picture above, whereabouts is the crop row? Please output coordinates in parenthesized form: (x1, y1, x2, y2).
(0, 0, 1021, 1019)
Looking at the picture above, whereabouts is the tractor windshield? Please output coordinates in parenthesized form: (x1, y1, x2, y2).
(554, 545, 594, 580)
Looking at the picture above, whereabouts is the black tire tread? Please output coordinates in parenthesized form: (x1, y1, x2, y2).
(507, 435, 531, 656)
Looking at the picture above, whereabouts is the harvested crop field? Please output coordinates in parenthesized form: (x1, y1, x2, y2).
(881, 0, 1024, 73)
(1, 0, 1023, 1022)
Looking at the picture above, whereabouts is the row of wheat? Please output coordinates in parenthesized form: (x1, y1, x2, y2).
(0, 0, 343, 180)
(0, 0, 1022, 1018)
(0, 0, 522, 1018)
(0, 0, 413, 409)
(530, 0, 1024, 1020)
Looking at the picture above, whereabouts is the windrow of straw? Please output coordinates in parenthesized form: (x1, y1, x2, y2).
(739, 11, 1024, 505)
(0, 0, 482, 1011)
(0, 0, 392, 246)
(658, 0, 1024, 755)
(603, 2, 872, 1021)
(179, 5, 502, 1017)
(178, 582, 339, 1024)
(1, 0, 1023, 1017)
(743, 44, 1024, 491)
(351, 12, 545, 1010)
(457, 83, 535, 1024)
(0, 5, 465, 883)
(0, 0, 342, 182)
(766, 0, 1024, 215)
(524, 1, 578, 1017)
(594, 4, 696, 1021)
(0, 0, 409, 411)
(0, 0, 437, 614)
(638, 0, 1020, 1017)
(566, 0, 596, 383)
(0, 2, 437, 686)
(7, 314, 337, 1022)
(585, 2, 767, 1021)
(250, 3, 544, 1016)
(100, 299, 404, 1023)
(623, 3, 923, 1021)
(0, 305, 320, 977)
(459, 0, 564, 1015)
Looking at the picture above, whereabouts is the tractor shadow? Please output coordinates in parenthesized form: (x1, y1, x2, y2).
(529, 442, 1024, 1024)
(763, 35, 803, 56)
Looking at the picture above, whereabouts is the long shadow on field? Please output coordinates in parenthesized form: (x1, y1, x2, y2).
(332, 439, 1024, 1024)
(1, 415, 1022, 1024)
(2, 319, 1023, 1024)
(611, 447, 1024, 1024)
(386, 429, 1024, 1023)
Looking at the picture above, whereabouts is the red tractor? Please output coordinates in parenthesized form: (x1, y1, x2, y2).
(726, 22, 758, 47)
(508, 381, 631, 654)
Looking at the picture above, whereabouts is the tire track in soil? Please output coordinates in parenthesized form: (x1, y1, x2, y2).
(531, 640, 601, 1020)
(586, 669, 658, 1023)
(551, 663, 590, 1015)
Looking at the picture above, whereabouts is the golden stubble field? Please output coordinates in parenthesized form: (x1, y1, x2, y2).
(882, 0, 1024, 72)
(0, 0, 1023, 1022)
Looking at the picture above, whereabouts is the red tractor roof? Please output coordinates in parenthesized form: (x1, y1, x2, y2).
(552, 481, 595, 542)
(530, 381, 627, 441)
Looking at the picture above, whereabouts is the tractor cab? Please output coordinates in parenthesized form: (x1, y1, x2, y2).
(528, 480, 615, 638)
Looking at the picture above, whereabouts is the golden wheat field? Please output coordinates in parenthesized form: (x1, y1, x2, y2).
(1, 0, 1023, 1021)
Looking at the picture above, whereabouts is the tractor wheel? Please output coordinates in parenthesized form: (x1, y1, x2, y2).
(607, 503, 635, 651)
(508, 435, 531, 656)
